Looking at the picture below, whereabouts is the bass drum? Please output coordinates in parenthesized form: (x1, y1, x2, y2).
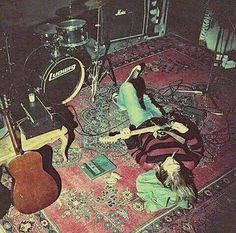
(24, 48, 85, 105)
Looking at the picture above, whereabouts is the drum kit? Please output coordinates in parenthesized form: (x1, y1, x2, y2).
(23, 0, 116, 105)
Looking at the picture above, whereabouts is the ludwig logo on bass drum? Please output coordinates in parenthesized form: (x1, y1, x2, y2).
(49, 64, 76, 81)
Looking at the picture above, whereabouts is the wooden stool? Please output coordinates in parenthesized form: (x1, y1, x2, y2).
(0, 133, 17, 165)
(20, 126, 69, 162)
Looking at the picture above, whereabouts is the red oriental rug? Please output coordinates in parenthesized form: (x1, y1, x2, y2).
(1, 34, 236, 233)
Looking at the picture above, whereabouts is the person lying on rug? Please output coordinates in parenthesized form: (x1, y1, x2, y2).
(136, 152, 196, 212)
(100, 63, 204, 212)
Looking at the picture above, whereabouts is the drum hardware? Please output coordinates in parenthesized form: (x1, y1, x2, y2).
(88, 7, 116, 102)
(26, 18, 89, 105)
(49, 36, 63, 59)
(34, 23, 63, 59)
(50, 45, 61, 59)
(23, 45, 85, 105)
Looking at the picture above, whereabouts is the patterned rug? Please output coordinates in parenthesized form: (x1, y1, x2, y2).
(1, 33, 236, 233)
(134, 168, 236, 233)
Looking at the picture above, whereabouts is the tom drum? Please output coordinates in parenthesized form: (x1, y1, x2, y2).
(56, 19, 88, 48)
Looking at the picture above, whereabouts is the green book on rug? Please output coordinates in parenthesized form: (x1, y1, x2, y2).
(80, 154, 117, 180)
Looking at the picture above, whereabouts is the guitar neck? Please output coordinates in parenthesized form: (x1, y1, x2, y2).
(119, 125, 185, 145)
(1, 96, 20, 155)
(129, 125, 164, 137)
(100, 121, 189, 144)
(2, 111, 20, 155)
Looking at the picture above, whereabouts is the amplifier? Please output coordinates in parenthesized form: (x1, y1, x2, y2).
(83, 0, 169, 43)
(145, 0, 170, 38)
(99, 0, 148, 43)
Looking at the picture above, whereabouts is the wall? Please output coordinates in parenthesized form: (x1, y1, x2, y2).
(0, 0, 71, 28)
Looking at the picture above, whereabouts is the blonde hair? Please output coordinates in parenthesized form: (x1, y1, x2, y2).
(156, 165, 196, 203)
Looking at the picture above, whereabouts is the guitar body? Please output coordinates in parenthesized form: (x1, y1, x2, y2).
(1, 95, 60, 214)
(8, 151, 59, 214)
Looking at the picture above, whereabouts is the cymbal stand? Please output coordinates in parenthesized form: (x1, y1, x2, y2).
(3, 32, 14, 74)
(88, 7, 117, 102)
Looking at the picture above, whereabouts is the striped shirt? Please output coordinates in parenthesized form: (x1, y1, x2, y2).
(125, 114, 204, 170)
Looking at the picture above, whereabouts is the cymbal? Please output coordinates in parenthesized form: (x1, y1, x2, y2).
(55, 6, 87, 18)
(55, 0, 110, 18)
(84, 0, 110, 10)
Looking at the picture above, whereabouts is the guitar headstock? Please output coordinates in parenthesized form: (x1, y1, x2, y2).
(171, 121, 188, 134)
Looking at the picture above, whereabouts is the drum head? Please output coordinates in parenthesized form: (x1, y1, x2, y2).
(42, 56, 85, 104)
(57, 19, 86, 30)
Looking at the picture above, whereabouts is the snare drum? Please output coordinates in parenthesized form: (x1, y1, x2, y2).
(56, 19, 88, 48)
(24, 49, 85, 105)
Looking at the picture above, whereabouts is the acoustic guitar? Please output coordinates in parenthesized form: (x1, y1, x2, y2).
(0, 95, 60, 214)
